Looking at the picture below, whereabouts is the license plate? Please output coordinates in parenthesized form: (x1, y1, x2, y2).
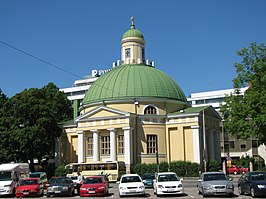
(88, 191, 95, 194)
(55, 191, 61, 193)
(23, 192, 29, 195)
(129, 190, 136, 192)
(167, 189, 174, 192)
(216, 189, 224, 192)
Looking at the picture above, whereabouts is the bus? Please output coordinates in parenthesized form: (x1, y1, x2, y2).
(65, 161, 126, 182)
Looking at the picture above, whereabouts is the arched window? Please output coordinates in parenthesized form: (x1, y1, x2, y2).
(144, 106, 157, 115)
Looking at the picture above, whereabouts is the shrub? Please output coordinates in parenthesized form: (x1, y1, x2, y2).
(54, 164, 67, 177)
(207, 160, 221, 172)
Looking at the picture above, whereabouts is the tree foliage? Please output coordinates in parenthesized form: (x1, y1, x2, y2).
(0, 83, 72, 170)
(221, 42, 266, 143)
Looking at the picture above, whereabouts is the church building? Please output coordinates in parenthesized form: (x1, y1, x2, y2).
(60, 18, 222, 174)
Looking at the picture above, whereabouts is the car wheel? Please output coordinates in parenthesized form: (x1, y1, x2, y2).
(238, 185, 244, 195)
(202, 190, 206, 198)
(250, 187, 256, 198)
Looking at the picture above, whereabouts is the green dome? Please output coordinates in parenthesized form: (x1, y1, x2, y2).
(83, 64, 188, 104)
(122, 28, 144, 39)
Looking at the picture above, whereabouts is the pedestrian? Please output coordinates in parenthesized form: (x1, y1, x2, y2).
(76, 172, 83, 195)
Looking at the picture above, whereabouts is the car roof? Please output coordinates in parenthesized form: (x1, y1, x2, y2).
(157, 172, 177, 175)
(21, 178, 39, 181)
(121, 174, 140, 177)
(202, 172, 225, 175)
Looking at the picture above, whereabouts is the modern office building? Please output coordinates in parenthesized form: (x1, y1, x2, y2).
(59, 18, 222, 173)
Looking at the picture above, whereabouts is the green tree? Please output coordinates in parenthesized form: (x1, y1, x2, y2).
(0, 89, 8, 111)
(0, 83, 72, 171)
(221, 42, 266, 143)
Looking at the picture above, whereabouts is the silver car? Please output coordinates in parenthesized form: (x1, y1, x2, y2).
(197, 172, 234, 197)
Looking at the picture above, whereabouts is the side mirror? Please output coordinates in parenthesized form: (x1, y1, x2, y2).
(197, 179, 202, 182)
(153, 179, 156, 183)
(180, 178, 183, 181)
(116, 181, 120, 184)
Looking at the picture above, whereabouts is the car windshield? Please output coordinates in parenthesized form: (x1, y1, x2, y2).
(251, 173, 266, 181)
(121, 176, 141, 183)
(20, 179, 38, 186)
(84, 177, 103, 184)
(142, 174, 155, 180)
(158, 174, 179, 182)
(203, 173, 227, 181)
(70, 176, 77, 180)
(29, 174, 41, 178)
(50, 178, 70, 184)
(0, 171, 12, 181)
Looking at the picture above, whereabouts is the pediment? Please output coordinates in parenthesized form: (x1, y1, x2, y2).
(76, 106, 130, 122)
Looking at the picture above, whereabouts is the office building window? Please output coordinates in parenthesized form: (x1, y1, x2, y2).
(229, 141, 235, 149)
(144, 106, 157, 115)
(118, 135, 124, 155)
(87, 137, 93, 156)
(252, 140, 258, 148)
(147, 134, 157, 154)
(101, 136, 110, 155)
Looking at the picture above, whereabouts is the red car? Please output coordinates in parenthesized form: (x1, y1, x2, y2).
(238, 166, 249, 174)
(228, 165, 240, 174)
(16, 178, 43, 198)
(80, 176, 109, 197)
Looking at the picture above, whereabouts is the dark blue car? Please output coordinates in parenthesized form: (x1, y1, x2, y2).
(238, 171, 266, 197)
(142, 173, 155, 188)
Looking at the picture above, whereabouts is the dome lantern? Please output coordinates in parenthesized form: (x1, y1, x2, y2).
(121, 17, 145, 65)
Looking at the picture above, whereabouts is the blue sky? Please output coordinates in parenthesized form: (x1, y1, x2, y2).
(1, 0, 265, 98)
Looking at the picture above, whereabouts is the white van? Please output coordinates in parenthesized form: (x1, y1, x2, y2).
(0, 163, 29, 196)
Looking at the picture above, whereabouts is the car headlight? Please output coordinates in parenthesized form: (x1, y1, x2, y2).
(47, 187, 52, 191)
(80, 188, 87, 191)
(98, 186, 105, 189)
(119, 186, 126, 190)
(158, 185, 164, 188)
(139, 185, 144, 189)
(16, 190, 22, 193)
(257, 185, 266, 189)
(178, 184, 183, 188)
(226, 183, 234, 189)
(203, 185, 211, 190)
(63, 186, 69, 190)
(143, 180, 147, 183)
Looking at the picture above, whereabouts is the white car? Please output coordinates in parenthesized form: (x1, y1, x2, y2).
(153, 172, 184, 196)
(118, 174, 145, 197)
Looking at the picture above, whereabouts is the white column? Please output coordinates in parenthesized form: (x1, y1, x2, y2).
(108, 128, 117, 162)
(92, 130, 99, 161)
(123, 127, 132, 173)
(78, 131, 85, 163)
(192, 126, 201, 164)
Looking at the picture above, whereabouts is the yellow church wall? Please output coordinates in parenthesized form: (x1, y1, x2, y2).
(184, 127, 194, 162)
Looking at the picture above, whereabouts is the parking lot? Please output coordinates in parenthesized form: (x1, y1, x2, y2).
(0, 175, 257, 199)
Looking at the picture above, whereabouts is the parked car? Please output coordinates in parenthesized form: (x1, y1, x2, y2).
(80, 176, 109, 197)
(67, 175, 80, 189)
(238, 166, 249, 174)
(238, 171, 266, 197)
(228, 165, 240, 174)
(153, 172, 183, 196)
(46, 177, 75, 197)
(142, 173, 155, 188)
(197, 172, 234, 197)
(16, 178, 43, 198)
(118, 174, 145, 197)
(29, 172, 48, 184)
